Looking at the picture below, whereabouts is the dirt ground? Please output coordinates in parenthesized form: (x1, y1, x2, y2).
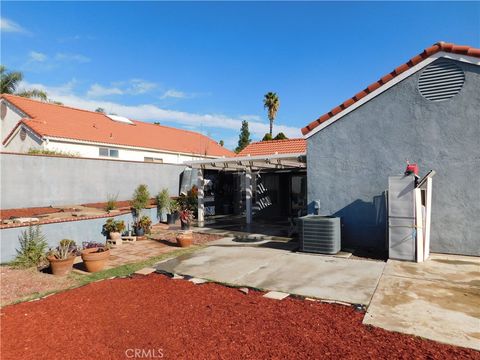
(0, 267, 77, 305)
(0, 228, 221, 306)
(1, 274, 478, 360)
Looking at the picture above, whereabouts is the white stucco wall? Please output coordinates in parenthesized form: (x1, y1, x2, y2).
(2, 127, 42, 153)
(43, 140, 215, 164)
(1, 99, 25, 148)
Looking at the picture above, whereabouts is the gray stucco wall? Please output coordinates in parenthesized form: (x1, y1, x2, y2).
(0, 153, 185, 209)
(0, 208, 157, 263)
(307, 58, 480, 256)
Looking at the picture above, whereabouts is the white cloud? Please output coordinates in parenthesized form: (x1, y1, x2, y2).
(240, 114, 262, 122)
(29, 51, 47, 62)
(128, 79, 157, 94)
(87, 79, 157, 98)
(160, 89, 188, 99)
(55, 53, 91, 63)
(87, 84, 123, 98)
(1, 18, 27, 33)
(21, 80, 302, 140)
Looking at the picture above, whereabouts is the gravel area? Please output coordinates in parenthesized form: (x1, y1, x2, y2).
(0, 266, 77, 306)
(1, 274, 478, 359)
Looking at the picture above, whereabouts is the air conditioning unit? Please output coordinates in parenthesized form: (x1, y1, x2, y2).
(298, 215, 341, 254)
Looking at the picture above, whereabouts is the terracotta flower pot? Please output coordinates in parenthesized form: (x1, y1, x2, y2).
(109, 232, 121, 241)
(48, 255, 75, 276)
(176, 232, 193, 247)
(81, 248, 110, 273)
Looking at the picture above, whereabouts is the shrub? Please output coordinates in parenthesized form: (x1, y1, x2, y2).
(28, 148, 79, 157)
(102, 218, 126, 235)
(178, 185, 198, 215)
(48, 239, 78, 260)
(11, 225, 48, 268)
(131, 184, 150, 217)
(104, 193, 118, 212)
(169, 199, 180, 214)
(82, 241, 110, 252)
(136, 216, 152, 234)
(179, 209, 194, 224)
(156, 189, 170, 213)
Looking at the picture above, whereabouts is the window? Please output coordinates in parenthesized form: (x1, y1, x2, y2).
(99, 147, 119, 158)
(144, 157, 163, 163)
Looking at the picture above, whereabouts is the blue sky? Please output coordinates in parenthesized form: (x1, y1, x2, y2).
(2, 2, 479, 149)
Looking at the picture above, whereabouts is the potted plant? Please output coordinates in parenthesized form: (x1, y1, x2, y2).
(102, 218, 126, 241)
(135, 215, 152, 236)
(176, 231, 193, 248)
(81, 241, 110, 273)
(47, 239, 78, 276)
(131, 184, 150, 219)
(179, 209, 194, 230)
(167, 199, 180, 225)
(156, 188, 170, 223)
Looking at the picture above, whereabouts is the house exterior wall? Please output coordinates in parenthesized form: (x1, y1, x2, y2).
(43, 140, 214, 164)
(307, 58, 480, 256)
(1, 99, 26, 148)
(0, 153, 185, 209)
(2, 126, 43, 153)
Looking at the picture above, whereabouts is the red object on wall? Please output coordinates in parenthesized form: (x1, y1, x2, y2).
(405, 163, 419, 176)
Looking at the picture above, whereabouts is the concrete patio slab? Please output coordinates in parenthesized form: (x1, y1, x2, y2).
(155, 244, 385, 305)
(364, 254, 480, 350)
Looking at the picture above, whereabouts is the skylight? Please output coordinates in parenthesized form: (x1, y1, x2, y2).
(106, 114, 134, 125)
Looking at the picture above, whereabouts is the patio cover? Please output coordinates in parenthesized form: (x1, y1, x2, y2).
(184, 152, 306, 171)
(184, 152, 307, 226)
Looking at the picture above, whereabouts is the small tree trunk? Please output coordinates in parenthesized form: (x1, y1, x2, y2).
(269, 120, 273, 136)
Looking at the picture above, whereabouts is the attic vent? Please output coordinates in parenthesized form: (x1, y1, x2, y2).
(106, 114, 134, 125)
(418, 59, 465, 102)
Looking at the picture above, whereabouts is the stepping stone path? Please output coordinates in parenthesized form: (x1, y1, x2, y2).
(134, 267, 156, 275)
(263, 291, 290, 300)
(189, 278, 208, 285)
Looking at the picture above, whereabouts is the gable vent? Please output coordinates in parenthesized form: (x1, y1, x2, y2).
(418, 59, 465, 102)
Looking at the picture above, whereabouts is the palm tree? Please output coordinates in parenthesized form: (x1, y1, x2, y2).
(263, 92, 280, 137)
(1, 65, 48, 101)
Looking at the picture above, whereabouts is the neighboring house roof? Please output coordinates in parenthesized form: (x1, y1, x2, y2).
(1, 94, 234, 157)
(236, 138, 306, 157)
(301, 42, 480, 136)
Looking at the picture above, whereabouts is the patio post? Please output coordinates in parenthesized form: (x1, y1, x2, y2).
(245, 168, 252, 224)
(197, 168, 204, 227)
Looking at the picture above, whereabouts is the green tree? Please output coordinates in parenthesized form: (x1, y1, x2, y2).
(95, 107, 105, 113)
(1, 65, 48, 101)
(235, 120, 251, 153)
(274, 132, 288, 140)
(219, 140, 224, 147)
(263, 92, 280, 137)
(262, 133, 273, 141)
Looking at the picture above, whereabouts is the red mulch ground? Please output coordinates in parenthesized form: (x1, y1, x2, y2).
(2, 275, 478, 360)
(0, 207, 60, 220)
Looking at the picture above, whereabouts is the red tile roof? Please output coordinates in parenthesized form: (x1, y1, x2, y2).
(236, 138, 306, 157)
(302, 42, 480, 136)
(1, 94, 234, 157)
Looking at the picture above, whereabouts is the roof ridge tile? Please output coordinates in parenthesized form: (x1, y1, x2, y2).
(301, 42, 480, 135)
